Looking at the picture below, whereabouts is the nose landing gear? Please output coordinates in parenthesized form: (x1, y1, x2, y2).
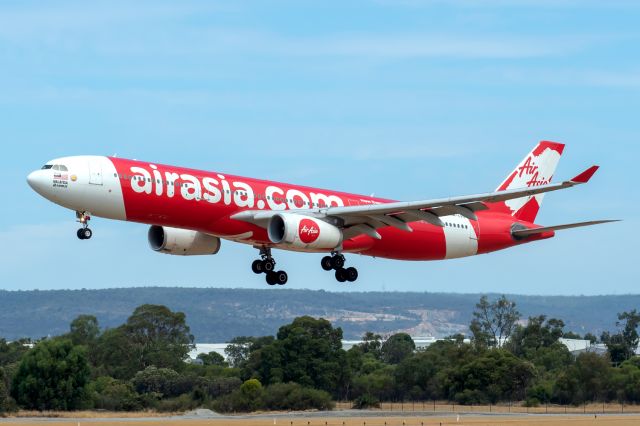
(76, 211, 93, 240)
(321, 253, 358, 282)
(252, 247, 287, 285)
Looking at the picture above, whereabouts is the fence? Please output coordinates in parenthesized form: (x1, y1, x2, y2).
(333, 400, 640, 414)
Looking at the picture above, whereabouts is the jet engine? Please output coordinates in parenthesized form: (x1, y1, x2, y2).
(267, 213, 342, 249)
(148, 225, 221, 255)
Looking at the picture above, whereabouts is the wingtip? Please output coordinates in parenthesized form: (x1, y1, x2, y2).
(571, 165, 599, 183)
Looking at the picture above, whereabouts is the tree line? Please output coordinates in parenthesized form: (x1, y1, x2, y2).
(1, 296, 639, 414)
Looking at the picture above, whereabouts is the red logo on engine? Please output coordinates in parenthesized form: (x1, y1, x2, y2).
(299, 219, 320, 244)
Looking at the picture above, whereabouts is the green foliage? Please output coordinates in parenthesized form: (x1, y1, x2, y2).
(87, 376, 141, 411)
(92, 305, 194, 380)
(12, 338, 90, 410)
(262, 382, 333, 411)
(381, 333, 415, 364)
(603, 310, 640, 364)
(0, 367, 9, 414)
(506, 316, 572, 373)
(132, 366, 180, 397)
(443, 350, 535, 404)
(0, 339, 31, 367)
(197, 351, 227, 367)
(553, 352, 612, 404)
(352, 393, 380, 409)
(69, 315, 100, 346)
(244, 316, 349, 398)
(470, 295, 521, 349)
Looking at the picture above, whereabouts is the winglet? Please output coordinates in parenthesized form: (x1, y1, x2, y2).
(571, 165, 599, 183)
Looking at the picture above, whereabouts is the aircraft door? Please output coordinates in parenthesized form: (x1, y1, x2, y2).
(88, 160, 103, 185)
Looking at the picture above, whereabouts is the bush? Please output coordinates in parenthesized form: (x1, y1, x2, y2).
(352, 394, 380, 409)
(155, 393, 199, 412)
(87, 377, 141, 411)
(132, 366, 180, 397)
(263, 382, 334, 411)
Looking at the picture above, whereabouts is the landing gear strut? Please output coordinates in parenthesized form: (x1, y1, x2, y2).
(252, 247, 287, 285)
(321, 253, 358, 282)
(76, 211, 92, 240)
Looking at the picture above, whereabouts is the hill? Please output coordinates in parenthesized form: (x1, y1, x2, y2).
(0, 288, 637, 341)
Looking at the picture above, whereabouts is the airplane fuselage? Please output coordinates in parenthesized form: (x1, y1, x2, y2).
(27, 155, 551, 262)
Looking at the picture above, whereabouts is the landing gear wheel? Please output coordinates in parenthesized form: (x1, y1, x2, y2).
(335, 268, 347, 283)
(330, 255, 345, 270)
(266, 271, 278, 285)
(252, 260, 264, 274)
(77, 228, 92, 240)
(321, 256, 333, 271)
(263, 259, 275, 273)
(275, 270, 288, 285)
(345, 267, 358, 282)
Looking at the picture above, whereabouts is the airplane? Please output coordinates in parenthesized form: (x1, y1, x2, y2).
(27, 141, 616, 286)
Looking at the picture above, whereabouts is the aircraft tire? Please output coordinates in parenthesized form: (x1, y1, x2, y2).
(321, 256, 333, 271)
(331, 255, 345, 270)
(266, 271, 277, 285)
(263, 259, 275, 272)
(77, 229, 85, 240)
(345, 267, 358, 282)
(335, 268, 347, 283)
(252, 260, 263, 274)
(276, 270, 288, 285)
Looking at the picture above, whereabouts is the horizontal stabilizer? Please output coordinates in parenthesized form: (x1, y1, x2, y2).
(512, 220, 620, 238)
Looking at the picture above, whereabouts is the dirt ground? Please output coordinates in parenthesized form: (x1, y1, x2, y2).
(3, 415, 640, 426)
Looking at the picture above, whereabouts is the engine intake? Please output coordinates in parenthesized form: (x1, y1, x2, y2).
(148, 225, 221, 255)
(268, 213, 342, 250)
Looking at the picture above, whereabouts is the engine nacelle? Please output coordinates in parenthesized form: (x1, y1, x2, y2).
(148, 225, 221, 256)
(267, 213, 342, 249)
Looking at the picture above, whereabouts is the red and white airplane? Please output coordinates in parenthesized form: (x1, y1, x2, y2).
(27, 141, 615, 285)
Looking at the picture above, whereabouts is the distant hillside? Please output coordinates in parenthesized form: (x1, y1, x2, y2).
(0, 288, 637, 341)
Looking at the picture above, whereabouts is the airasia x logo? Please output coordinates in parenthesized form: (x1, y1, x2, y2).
(298, 219, 320, 244)
(517, 156, 551, 187)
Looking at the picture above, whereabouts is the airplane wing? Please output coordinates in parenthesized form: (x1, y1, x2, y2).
(231, 165, 601, 240)
(511, 220, 620, 238)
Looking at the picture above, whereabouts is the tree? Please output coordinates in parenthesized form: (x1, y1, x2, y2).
(0, 367, 9, 414)
(131, 366, 180, 397)
(0, 338, 31, 367)
(357, 332, 383, 359)
(124, 304, 195, 372)
(553, 352, 612, 404)
(12, 338, 90, 410)
(470, 295, 520, 348)
(197, 351, 227, 367)
(603, 310, 640, 364)
(69, 315, 100, 346)
(380, 333, 415, 364)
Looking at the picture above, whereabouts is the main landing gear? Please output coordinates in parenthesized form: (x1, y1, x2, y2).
(76, 211, 93, 240)
(321, 253, 358, 283)
(252, 247, 288, 286)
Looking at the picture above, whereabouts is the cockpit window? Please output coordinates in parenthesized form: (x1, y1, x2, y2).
(59, 165, 68, 171)
(52, 165, 59, 170)
(49, 164, 69, 171)
(41, 165, 53, 170)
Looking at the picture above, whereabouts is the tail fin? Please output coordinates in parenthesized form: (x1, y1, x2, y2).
(493, 141, 565, 222)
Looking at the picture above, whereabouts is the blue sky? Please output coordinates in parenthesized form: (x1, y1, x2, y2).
(0, 0, 637, 294)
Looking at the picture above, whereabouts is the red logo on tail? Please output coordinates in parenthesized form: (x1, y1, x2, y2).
(299, 219, 320, 243)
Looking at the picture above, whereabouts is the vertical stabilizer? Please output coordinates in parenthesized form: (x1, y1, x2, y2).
(493, 141, 565, 222)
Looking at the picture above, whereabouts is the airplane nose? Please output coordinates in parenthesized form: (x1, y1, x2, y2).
(27, 170, 38, 189)
(27, 170, 47, 195)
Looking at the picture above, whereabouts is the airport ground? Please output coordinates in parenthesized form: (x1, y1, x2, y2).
(4, 406, 640, 426)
